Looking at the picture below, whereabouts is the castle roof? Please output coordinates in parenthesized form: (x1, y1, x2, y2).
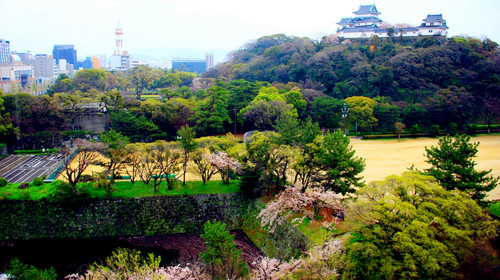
(337, 18, 353, 25)
(338, 25, 380, 33)
(423, 14, 445, 22)
(353, 4, 381, 16)
(376, 27, 419, 34)
(337, 16, 382, 26)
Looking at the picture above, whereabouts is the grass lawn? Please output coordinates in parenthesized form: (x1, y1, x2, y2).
(108, 179, 240, 198)
(141, 95, 160, 100)
(0, 179, 241, 201)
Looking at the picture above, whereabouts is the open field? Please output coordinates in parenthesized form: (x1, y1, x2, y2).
(350, 135, 500, 200)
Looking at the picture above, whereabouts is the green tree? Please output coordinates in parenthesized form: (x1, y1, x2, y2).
(177, 125, 198, 185)
(72, 68, 109, 92)
(0, 91, 13, 140)
(315, 130, 365, 194)
(345, 96, 378, 133)
(424, 134, 499, 202)
(110, 110, 159, 142)
(192, 85, 231, 135)
(285, 88, 307, 116)
(200, 220, 249, 279)
(292, 130, 365, 194)
(343, 171, 498, 280)
(307, 96, 344, 129)
(127, 65, 163, 100)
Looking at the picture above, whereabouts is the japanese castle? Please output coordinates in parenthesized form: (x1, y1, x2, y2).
(337, 4, 448, 39)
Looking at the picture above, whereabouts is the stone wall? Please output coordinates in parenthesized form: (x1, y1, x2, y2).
(0, 193, 309, 260)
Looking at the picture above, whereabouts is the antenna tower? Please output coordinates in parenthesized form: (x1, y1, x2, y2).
(114, 21, 123, 55)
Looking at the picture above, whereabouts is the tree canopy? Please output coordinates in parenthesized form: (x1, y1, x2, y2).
(343, 171, 498, 279)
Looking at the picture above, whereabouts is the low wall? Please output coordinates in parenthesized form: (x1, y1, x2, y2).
(0, 193, 309, 260)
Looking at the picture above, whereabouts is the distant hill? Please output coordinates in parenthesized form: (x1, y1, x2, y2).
(203, 33, 499, 102)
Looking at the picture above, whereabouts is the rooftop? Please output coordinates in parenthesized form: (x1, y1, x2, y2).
(353, 4, 381, 16)
(423, 14, 445, 22)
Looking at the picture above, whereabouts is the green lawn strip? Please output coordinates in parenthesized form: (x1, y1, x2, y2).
(0, 180, 241, 200)
(141, 95, 160, 100)
(13, 149, 58, 155)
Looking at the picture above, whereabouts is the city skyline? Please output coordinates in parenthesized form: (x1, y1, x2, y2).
(1, 0, 500, 64)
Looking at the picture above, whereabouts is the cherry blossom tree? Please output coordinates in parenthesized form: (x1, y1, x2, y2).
(249, 237, 347, 279)
(208, 151, 241, 185)
(257, 184, 343, 233)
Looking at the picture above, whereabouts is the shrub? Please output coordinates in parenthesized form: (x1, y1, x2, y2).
(32, 176, 44, 186)
(430, 124, 440, 137)
(0, 177, 7, 187)
(47, 181, 89, 204)
(79, 174, 94, 183)
(6, 258, 57, 280)
(19, 189, 31, 200)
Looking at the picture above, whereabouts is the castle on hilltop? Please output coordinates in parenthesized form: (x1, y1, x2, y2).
(336, 4, 448, 39)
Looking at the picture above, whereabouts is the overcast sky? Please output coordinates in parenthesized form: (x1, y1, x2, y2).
(1, 0, 500, 63)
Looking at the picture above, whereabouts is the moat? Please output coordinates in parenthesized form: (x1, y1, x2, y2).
(0, 230, 262, 279)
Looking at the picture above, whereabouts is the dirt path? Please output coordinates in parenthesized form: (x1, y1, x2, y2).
(350, 135, 500, 200)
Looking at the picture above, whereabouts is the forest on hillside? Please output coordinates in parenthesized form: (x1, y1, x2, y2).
(0, 35, 499, 149)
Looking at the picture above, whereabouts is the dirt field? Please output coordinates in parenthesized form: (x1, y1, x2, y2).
(350, 135, 500, 200)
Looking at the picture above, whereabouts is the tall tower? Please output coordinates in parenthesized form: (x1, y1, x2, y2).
(114, 22, 123, 55)
(110, 21, 131, 71)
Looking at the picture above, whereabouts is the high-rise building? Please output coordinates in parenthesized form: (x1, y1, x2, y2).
(109, 53, 131, 71)
(0, 39, 10, 65)
(53, 45, 77, 66)
(0, 54, 35, 93)
(33, 54, 55, 79)
(205, 53, 214, 70)
(77, 57, 93, 70)
(91, 55, 101, 69)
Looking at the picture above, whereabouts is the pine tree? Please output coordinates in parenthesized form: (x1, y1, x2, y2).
(424, 134, 499, 202)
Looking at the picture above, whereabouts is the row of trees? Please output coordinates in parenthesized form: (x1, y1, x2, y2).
(4, 80, 495, 150)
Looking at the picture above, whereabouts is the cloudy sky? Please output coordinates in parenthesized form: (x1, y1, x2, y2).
(1, 0, 499, 63)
